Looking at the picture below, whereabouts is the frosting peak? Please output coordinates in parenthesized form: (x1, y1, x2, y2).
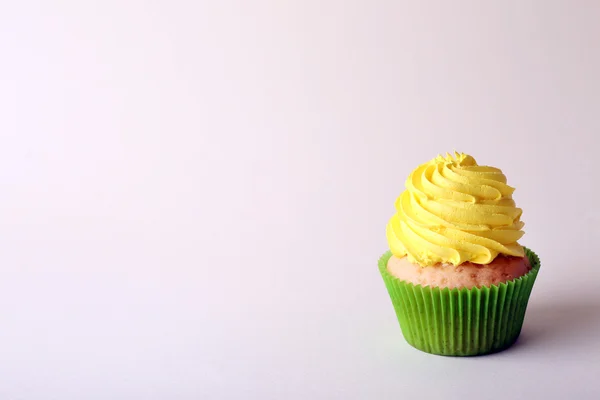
(386, 152, 525, 266)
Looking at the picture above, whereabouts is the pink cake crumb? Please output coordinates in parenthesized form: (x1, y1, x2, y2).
(387, 254, 531, 289)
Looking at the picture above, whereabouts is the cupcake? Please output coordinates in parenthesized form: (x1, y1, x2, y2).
(379, 152, 540, 356)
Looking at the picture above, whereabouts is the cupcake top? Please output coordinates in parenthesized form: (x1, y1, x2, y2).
(386, 152, 524, 266)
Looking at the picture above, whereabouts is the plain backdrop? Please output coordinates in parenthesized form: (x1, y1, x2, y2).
(1, 1, 600, 399)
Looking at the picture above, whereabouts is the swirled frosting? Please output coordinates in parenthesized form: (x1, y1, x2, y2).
(386, 152, 525, 266)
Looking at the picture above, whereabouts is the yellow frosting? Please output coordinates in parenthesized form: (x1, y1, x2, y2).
(386, 152, 525, 266)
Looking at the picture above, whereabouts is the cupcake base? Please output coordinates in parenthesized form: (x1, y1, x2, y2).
(378, 247, 540, 356)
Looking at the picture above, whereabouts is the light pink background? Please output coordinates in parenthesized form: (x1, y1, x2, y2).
(1, 1, 599, 399)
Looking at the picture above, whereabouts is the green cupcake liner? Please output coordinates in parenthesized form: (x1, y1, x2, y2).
(379, 247, 540, 356)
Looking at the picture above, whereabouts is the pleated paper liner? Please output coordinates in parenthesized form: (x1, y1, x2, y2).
(379, 247, 540, 356)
